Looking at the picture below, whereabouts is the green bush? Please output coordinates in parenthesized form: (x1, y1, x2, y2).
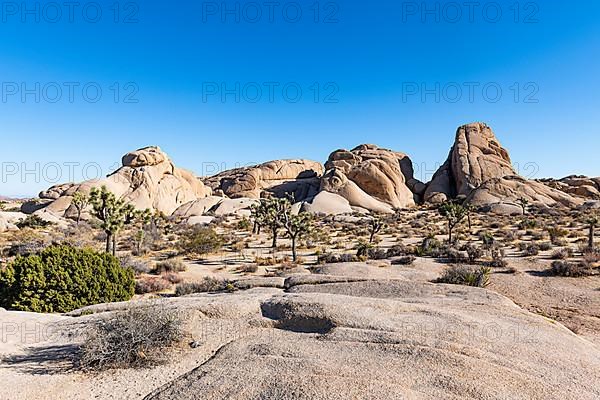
(178, 227, 223, 257)
(0, 245, 134, 313)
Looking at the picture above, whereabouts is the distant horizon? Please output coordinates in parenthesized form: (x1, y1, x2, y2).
(2, 121, 596, 199)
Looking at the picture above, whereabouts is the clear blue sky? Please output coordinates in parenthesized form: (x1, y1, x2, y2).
(1, 0, 599, 197)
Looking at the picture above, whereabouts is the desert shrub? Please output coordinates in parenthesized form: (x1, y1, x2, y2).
(547, 226, 569, 245)
(179, 227, 223, 257)
(415, 235, 442, 257)
(437, 265, 491, 287)
(463, 243, 483, 263)
(154, 258, 187, 273)
(0, 245, 134, 313)
(317, 252, 358, 264)
(238, 264, 258, 273)
(162, 272, 183, 284)
(479, 232, 496, 248)
(135, 277, 171, 294)
(437, 246, 466, 263)
(254, 256, 277, 266)
(538, 242, 553, 251)
(386, 244, 408, 258)
(80, 306, 184, 371)
(391, 255, 416, 265)
(5, 240, 46, 257)
(355, 240, 374, 258)
(367, 247, 388, 260)
(581, 248, 600, 264)
(521, 243, 540, 256)
(175, 277, 232, 296)
(119, 254, 152, 275)
(550, 261, 592, 277)
(16, 215, 52, 229)
(551, 248, 572, 260)
(236, 218, 252, 231)
(518, 219, 537, 230)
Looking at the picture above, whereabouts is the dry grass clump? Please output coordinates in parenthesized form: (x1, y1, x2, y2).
(550, 261, 593, 278)
(154, 258, 187, 273)
(437, 264, 491, 287)
(135, 277, 171, 294)
(80, 306, 185, 371)
(175, 277, 234, 296)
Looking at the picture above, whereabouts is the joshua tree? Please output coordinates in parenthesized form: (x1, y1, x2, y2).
(282, 210, 313, 263)
(367, 214, 386, 244)
(517, 198, 529, 215)
(251, 197, 289, 248)
(464, 202, 475, 233)
(71, 191, 90, 226)
(133, 208, 152, 255)
(0, 201, 6, 211)
(587, 215, 598, 251)
(439, 202, 468, 244)
(89, 186, 136, 255)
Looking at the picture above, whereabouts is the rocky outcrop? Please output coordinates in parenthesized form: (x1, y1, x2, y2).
(0, 211, 26, 232)
(424, 123, 583, 210)
(320, 144, 424, 212)
(424, 123, 515, 203)
(466, 175, 582, 212)
(539, 175, 600, 200)
(32, 147, 211, 218)
(203, 159, 323, 201)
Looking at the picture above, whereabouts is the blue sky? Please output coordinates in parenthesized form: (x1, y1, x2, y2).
(1, 0, 599, 197)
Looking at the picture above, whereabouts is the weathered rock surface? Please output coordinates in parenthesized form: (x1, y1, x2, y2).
(203, 160, 323, 201)
(301, 190, 354, 215)
(466, 175, 583, 209)
(2, 263, 600, 400)
(322, 144, 424, 211)
(424, 123, 583, 209)
(0, 211, 26, 232)
(33, 147, 211, 218)
(424, 122, 515, 203)
(539, 175, 600, 200)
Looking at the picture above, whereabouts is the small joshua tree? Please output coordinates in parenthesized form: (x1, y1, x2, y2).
(517, 197, 529, 215)
(367, 214, 386, 244)
(587, 215, 598, 251)
(71, 191, 90, 226)
(133, 209, 152, 255)
(251, 197, 289, 248)
(439, 202, 468, 244)
(89, 186, 136, 255)
(0, 201, 6, 211)
(282, 210, 313, 263)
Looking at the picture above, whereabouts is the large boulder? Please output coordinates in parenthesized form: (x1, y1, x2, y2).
(424, 123, 583, 209)
(320, 144, 424, 212)
(203, 160, 323, 201)
(424, 122, 515, 203)
(301, 191, 354, 215)
(34, 146, 211, 218)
